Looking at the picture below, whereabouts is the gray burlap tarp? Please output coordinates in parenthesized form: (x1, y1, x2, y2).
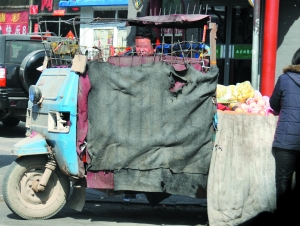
(207, 111, 277, 225)
(85, 60, 278, 224)
(87, 61, 218, 197)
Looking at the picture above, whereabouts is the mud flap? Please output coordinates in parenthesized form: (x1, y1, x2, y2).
(66, 187, 86, 211)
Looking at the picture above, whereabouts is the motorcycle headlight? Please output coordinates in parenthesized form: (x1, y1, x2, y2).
(29, 85, 42, 104)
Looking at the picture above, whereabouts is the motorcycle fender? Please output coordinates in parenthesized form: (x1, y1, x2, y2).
(12, 133, 49, 156)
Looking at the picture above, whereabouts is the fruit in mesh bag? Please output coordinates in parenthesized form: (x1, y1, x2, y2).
(253, 90, 262, 101)
(236, 81, 255, 103)
(228, 85, 237, 102)
(216, 84, 227, 99)
(216, 84, 238, 103)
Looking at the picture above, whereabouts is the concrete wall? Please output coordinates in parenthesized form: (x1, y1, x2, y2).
(276, 1, 300, 82)
(79, 7, 93, 51)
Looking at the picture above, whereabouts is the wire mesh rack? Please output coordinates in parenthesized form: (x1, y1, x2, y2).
(35, 14, 214, 71)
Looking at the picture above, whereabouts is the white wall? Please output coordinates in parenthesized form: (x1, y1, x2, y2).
(79, 6, 127, 52)
(276, 1, 300, 82)
(79, 7, 94, 51)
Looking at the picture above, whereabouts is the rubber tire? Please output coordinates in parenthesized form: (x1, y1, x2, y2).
(1, 117, 20, 127)
(19, 50, 49, 92)
(2, 155, 70, 220)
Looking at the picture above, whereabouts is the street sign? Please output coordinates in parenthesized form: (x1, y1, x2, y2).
(0, 11, 28, 34)
(29, 5, 38, 15)
(233, 44, 252, 59)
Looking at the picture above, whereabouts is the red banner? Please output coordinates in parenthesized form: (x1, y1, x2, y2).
(0, 11, 28, 34)
(41, 0, 53, 12)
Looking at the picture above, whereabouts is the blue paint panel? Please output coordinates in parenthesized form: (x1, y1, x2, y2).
(59, 0, 128, 7)
(28, 68, 79, 176)
(12, 133, 49, 155)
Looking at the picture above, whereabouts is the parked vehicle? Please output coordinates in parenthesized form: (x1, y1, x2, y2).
(0, 32, 61, 126)
(2, 14, 218, 220)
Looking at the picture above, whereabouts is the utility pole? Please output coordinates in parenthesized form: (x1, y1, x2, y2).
(251, 0, 260, 90)
(261, 0, 280, 96)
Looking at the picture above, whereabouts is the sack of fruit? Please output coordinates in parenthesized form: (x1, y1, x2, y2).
(216, 84, 238, 103)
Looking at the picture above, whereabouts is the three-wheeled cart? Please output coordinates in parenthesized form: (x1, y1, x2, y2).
(2, 12, 277, 225)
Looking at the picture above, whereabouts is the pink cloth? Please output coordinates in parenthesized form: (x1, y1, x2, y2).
(76, 72, 91, 176)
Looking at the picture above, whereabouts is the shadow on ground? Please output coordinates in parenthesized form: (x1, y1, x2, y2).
(0, 123, 26, 138)
(6, 203, 208, 225)
(0, 155, 17, 168)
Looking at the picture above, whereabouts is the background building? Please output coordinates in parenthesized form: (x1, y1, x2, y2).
(2, 0, 299, 96)
(59, 0, 128, 59)
(0, 0, 80, 37)
(59, 0, 257, 87)
(127, 0, 300, 96)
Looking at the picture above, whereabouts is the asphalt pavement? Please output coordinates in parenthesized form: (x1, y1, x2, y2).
(0, 132, 209, 225)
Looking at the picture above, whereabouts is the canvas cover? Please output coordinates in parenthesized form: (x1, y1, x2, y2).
(208, 111, 277, 225)
(87, 60, 218, 197)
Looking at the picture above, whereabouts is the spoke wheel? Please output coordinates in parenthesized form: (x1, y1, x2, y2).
(2, 155, 70, 220)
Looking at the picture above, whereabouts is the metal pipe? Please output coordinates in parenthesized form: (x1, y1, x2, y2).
(224, 5, 232, 85)
(251, 0, 261, 90)
(29, 0, 33, 33)
(0, 5, 29, 9)
(261, 0, 280, 96)
(58, 17, 61, 36)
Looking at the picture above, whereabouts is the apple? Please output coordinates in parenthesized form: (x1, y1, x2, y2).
(234, 107, 243, 112)
(257, 99, 266, 107)
(258, 109, 266, 116)
(246, 98, 255, 105)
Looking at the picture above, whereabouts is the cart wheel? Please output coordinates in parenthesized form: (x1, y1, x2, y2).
(2, 155, 70, 220)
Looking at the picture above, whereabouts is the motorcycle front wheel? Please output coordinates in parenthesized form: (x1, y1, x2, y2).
(2, 155, 70, 220)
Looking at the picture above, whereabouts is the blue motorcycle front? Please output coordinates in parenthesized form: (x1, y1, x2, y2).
(2, 67, 84, 219)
